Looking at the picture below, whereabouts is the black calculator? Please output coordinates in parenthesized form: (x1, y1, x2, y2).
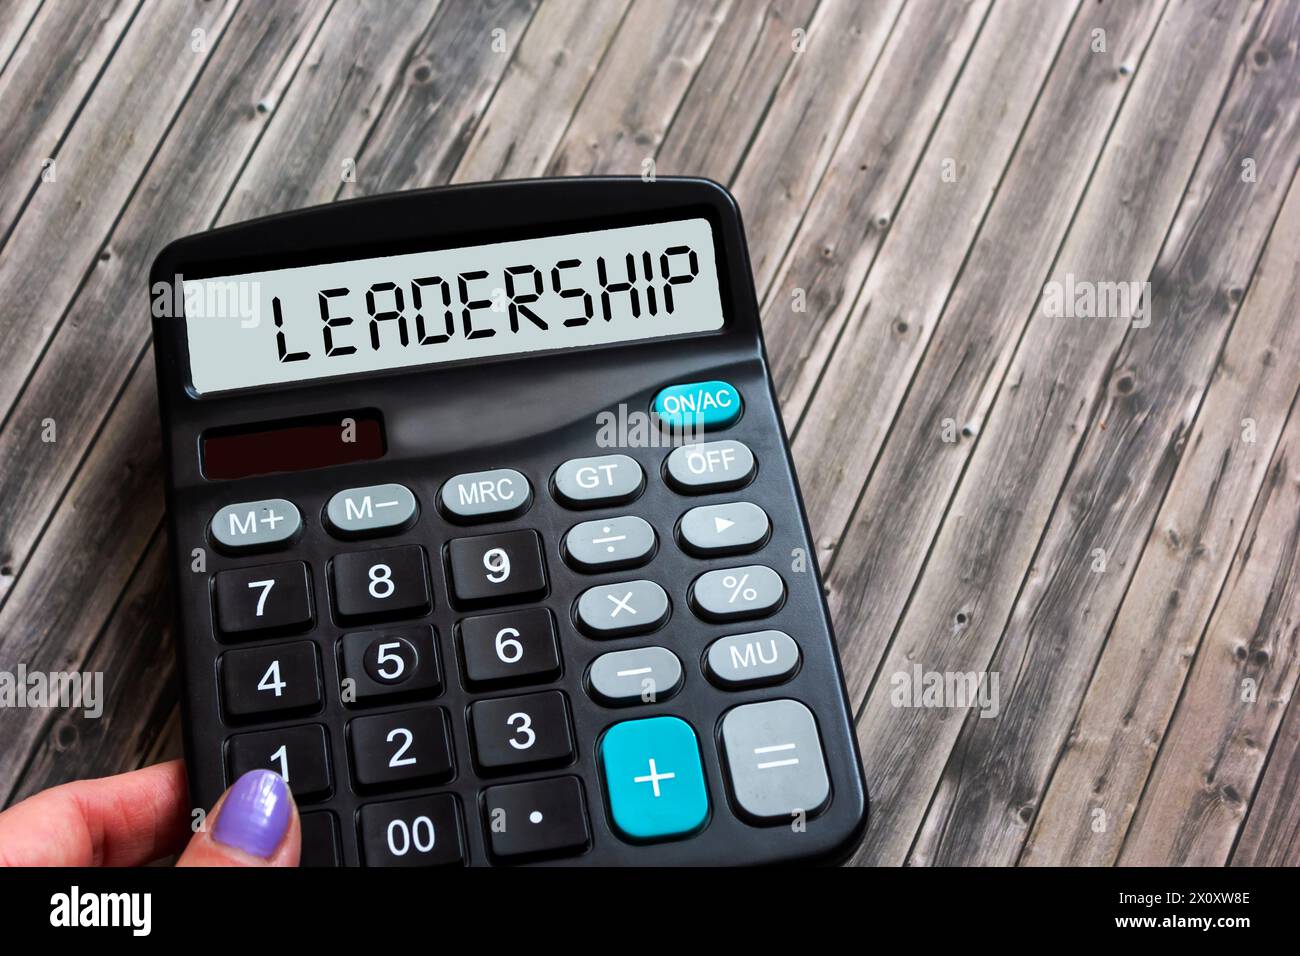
(149, 177, 868, 866)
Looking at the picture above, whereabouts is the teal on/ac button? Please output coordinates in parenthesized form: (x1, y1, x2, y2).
(600, 716, 709, 842)
(653, 380, 741, 430)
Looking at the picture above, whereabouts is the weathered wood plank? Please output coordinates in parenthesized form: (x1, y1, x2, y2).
(0, 0, 43, 78)
(0, 0, 331, 614)
(1232, 662, 1300, 866)
(654, 0, 817, 183)
(9, 530, 174, 803)
(786, 0, 1080, 539)
(759, 0, 997, 411)
(1025, 174, 1300, 865)
(0, 363, 163, 804)
(910, 0, 1299, 865)
(338, 0, 540, 196)
(0, 0, 139, 240)
(453, 0, 632, 181)
(0, 0, 237, 424)
(820, 0, 1167, 713)
(844, 0, 1264, 866)
(544, 0, 732, 177)
(729, 0, 904, 291)
(1118, 392, 1300, 865)
(219, 0, 444, 224)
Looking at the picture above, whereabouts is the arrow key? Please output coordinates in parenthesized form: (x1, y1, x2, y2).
(678, 502, 770, 556)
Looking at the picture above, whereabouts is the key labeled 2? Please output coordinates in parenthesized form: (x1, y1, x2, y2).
(447, 530, 547, 605)
(348, 706, 454, 789)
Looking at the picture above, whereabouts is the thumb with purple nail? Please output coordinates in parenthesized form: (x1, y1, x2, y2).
(178, 768, 300, 867)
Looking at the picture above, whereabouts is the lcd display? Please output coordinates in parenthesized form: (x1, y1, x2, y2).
(181, 217, 724, 394)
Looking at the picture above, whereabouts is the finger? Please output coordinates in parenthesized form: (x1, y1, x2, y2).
(0, 759, 190, 867)
(177, 769, 300, 867)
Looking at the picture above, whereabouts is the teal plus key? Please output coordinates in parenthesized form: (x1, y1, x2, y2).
(600, 716, 709, 841)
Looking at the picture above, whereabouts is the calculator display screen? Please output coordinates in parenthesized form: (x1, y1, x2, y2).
(181, 217, 724, 394)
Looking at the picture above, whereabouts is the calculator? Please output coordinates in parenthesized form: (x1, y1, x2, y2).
(149, 177, 868, 866)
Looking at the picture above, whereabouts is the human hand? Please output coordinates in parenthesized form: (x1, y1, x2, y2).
(0, 760, 300, 866)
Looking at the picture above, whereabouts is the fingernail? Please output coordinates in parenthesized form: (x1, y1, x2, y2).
(212, 769, 291, 858)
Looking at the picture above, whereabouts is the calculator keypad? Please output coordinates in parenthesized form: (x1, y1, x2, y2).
(553, 454, 644, 507)
(196, 376, 844, 864)
(440, 468, 531, 523)
(331, 545, 431, 622)
(690, 564, 785, 621)
(677, 502, 770, 556)
(348, 706, 454, 789)
(338, 626, 441, 703)
(447, 530, 547, 605)
(587, 646, 682, 706)
(220, 640, 320, 719)
(575, 580, 669, 637)
(564, 515, 656, 571)
(215, 561, 313, 637)
(227, 724, 331, 801)
(325, 483, 417, 538)
(358, 794, 463, 867)
(299, 812, 341, 867)
(211, 498, 302, 551)
(470, 690, 575, 772)
(482, 777, 590, 861)
(664, 440, 754, 493)
(458, 608, 560, 688)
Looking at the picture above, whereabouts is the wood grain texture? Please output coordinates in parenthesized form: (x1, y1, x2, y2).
(0, 0, 1295, 867)
(788, 0, 1080, 541)
(0, 0, 43, 78)
(910, 0, 1299, 865)
(1026, 179, 1300, 864)
(454, 0, 633, 180)
(338, 0, 540, 197)
(821, 0, 1168, 713)
(760, 0, 997, 412)
(544, 0, 732, 176)
(1118, 384, 1300, 866)
(847, 0, 1265, 866)
(730, 0, 905, 291)
(0, 0, 238, 424)
(654, 0, 817, 183)
(0, 0, 139, 240)
(1232, 656, 1300, 866)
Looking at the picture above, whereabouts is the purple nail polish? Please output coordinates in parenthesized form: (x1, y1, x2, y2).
(212, 769, 291, 858)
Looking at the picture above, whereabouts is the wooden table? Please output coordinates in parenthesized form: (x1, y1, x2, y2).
(0, 0, 1295, 866)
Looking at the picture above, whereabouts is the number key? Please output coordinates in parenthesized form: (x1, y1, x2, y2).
(348, 706, 454, 789)
(332, 546, 431, 623)
(447, 530, 546, 605)
(458, 608, 560, 688)
(214, 561, 313, 637)
(338, 626, 441, 704)
(220, 641, 320, 720)
(470, 690, 574, 773)
(227, 724, 331, 801)
(358, 794, 463, 867)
